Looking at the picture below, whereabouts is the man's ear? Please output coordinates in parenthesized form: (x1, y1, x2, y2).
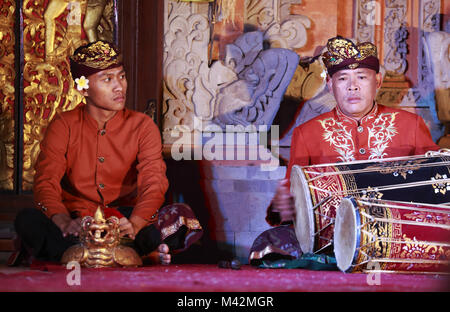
(375, 72, 383, 89)
(326, 75, 333, 93)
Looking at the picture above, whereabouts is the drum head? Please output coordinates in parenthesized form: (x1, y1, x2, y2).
(334, 197, 358, 272)
(290, 165, 315, 253)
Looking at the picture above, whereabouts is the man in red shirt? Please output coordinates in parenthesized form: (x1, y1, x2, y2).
(13, 41, 202, 265)
(250, 36, 440, 264)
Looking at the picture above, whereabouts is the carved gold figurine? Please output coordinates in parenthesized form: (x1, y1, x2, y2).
(61, 207, 142, 268)
(44, 0, 74, 61)
(84, 0, 109, 42)
(44, 0, 112, 61)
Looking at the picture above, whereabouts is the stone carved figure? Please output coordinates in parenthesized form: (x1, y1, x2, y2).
(426, 31, 450, 147)
(246, 0, 310, 49)
(162, 0, 310, 139)
(213, 32, 299, 127)
(163, 4, 219, 135)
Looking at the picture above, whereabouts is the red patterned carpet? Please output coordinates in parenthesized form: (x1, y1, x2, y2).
(0, 263, 448, 292)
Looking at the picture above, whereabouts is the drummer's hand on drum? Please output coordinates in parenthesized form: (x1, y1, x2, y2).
(272, 179, 295, 223)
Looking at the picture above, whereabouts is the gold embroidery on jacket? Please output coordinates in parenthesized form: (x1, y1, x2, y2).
(366, 112, 398, 159)
(319, 112, 398, 161)
(319, 118, 356, 162)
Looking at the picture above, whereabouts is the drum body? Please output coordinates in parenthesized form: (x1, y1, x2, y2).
(290, 154, 450, 253)
(334, 197, 450, 274)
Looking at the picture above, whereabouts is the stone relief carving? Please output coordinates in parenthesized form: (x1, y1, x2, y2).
(420, 0, 440, 32)
(389, 0, 444, 142)
(246, 0, 310, 49)
(417, 0, 441, 97)
(162, 0, 309, 142)
(355, 0, 377, 43)
(426, 31, 450, 146)
(214, 32, 299, 127)
(383, 0, 408, 77)
(163, 1, 227, 135)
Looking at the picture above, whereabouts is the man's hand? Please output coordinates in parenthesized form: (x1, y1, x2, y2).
(129, 215, 148, 236)
(272, 179, 295, 222)
(119, 217, 136, 239)
(52, 213, 82, 237)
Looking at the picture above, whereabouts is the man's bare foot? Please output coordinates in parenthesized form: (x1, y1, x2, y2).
(158, 244, 171, 265)
(143, 244, 171, 265)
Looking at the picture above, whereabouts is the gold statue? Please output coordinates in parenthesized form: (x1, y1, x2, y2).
(83, 0, 109, 42)
(44, 0, 79, 61)
(61, 207, 142, 268)
(44, 0, 111, 61)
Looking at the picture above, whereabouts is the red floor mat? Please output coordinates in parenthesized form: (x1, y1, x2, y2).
(0, 264, 448, 292)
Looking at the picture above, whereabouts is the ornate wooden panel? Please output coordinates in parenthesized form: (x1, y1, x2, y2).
(0, 0, 16, 191)
(21, 0, 117, 190)
(0, 0, 118, 192)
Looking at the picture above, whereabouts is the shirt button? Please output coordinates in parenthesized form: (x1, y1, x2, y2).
(357, 126, 364, 133)
(98, 156, 105, 163)
(359, 148, 366, 155)
(100, 129, 106, 136)
(99, 183, 105, 189)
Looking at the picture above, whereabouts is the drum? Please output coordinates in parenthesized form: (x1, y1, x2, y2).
(289, 152, 450, 254)
(334, 197, 450, 274)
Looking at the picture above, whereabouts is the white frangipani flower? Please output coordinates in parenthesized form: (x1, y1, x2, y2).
(75, 76, 89, 91)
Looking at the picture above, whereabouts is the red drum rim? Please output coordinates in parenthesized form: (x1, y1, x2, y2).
(290, 165, 315, 253)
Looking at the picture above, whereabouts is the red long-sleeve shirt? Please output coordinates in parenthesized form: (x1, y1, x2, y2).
(286, 103, 440, 179)
(266, 103, 440, 226)
(33, 105, 169, 222)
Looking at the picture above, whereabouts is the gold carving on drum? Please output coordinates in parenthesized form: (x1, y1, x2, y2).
(431, 173, 450, 195)
(366, 159, 428, 179)
(403, 210, 449, 225)
(335, 198, 450, 274)
(293, 155, 450, 257)
(360, 187, 384, 200)
(397, 234, 449, 271)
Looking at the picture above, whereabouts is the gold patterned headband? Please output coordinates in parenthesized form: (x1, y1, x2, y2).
(321, 36, 379, 76)
(70, 40, 123, 79)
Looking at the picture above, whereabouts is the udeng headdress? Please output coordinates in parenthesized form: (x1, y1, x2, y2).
(321, 36, 379, 77)
(70, 40, 123, 80)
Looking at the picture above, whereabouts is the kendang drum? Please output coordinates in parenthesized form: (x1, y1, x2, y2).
(289, 151, 450, 254)
(334, 197, 450, 274)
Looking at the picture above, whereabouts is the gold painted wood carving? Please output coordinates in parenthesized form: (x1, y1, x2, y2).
(0, 0, 16, 191)
(21, 0, 115, 191)
(61, 207, 142, 268)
